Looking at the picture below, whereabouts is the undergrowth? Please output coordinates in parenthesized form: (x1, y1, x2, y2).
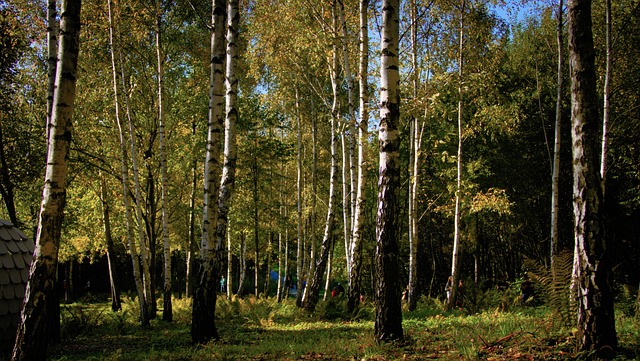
(47, 292, 639, 360)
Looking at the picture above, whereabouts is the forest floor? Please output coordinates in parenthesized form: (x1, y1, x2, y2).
(48, 294, 639, 360)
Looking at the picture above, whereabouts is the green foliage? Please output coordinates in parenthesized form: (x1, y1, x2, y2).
(60, 304, 107, 339)
(523, 251, 576, 328)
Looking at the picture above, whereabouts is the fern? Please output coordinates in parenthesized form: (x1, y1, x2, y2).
(523, 250, 576, 328)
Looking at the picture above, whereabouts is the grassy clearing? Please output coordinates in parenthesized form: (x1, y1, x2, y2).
(48, 295, 639, 360)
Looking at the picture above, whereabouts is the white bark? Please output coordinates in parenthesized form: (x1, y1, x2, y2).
(156, 0, 172, 322)
(215, 0, 240, 290)
(375, 0, 403, 341)
(339, 0, 355, 272)
(449, 0, 465, 310)
(296, 88, 304, 306)
(348, 0, 368, 311)
(13, 0, 81, 357)
(106, 0, 149, 325)
(551, 0, 564, 275)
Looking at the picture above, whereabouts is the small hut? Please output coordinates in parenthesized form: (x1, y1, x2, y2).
(0, 220, 34, 354)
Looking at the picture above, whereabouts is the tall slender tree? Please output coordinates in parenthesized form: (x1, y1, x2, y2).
(99, 173, 121, 312)
(600, 0, 611, 196)
(567, 0, 617, 354)
(375, 0, 403, 342)
(347, 0, 369, 313)
(448, 0, 466, 311)
(550, 0, 564, 276)
(192, 0, 227, 344)
(302, 0, 340, 312)
(12, 0, 82, 358)
(215, 0, 240, 301)
(106, 0, 149, 326)
(155, 0, 173, 322)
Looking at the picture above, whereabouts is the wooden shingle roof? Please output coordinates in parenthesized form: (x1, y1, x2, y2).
(0, 220, 34, 353)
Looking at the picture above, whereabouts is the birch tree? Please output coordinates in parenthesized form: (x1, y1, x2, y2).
(99, 173, 121, 312)
(567, 0, 617, 354)
(155, 0, 173, 322)
(215, 0, 240, 301)
(12, 0, 82, 358)
(375, 0, 403, 342)
(106, 0, 149, 326)
(600, 0, 611, 196)
(347, 0, 369, 313)
(302, 0, 340, 312)
(406, 0, 423, 311)
(191, 0, 226, 344)
(550, 0, 564, 275)
(448, 0, 465, 311)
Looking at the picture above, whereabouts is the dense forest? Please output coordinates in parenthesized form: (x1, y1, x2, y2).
(1, 0, 639, 359)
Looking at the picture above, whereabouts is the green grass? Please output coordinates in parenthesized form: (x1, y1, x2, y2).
(47, 295, 639, 360)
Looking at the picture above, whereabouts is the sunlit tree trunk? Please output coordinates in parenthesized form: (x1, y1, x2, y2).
(186, 120, 198, 297)
(155, 0, 172, 322)
(277, 229, 283, 301)
(550, 0, 564, 277)
(236, 231, 246, 295)
(301, 103, 318, 306)
(324, 249, 332, 301)
(295, 88, 304, 306)
(192, 0, 226, 344)
(283, 217, 290, 300)
(406, 0, 423, 311)
(215, 0, 240, 302)
(45, 0, 58, 149)
(567, 0, 617, 354)
(106, 0, 149, 326)
(127, 68, 153, 322)
(347, 0, 369, 313)
(100, 174, 121, 312)
(12, 1, 81, 359)
(339, 0, 355, 273)
(374, 0, 403, 342)
(303, 0, 340, 312)
(448, 0, 465, 311)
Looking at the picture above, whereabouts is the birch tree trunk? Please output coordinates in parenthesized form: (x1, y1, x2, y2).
(374, 0, 403, 342)
(550, 0, 564, 277)
(236, 231, 246, 295)
(339, 0, 355, 273)
(126, 66, 154, 320)
(600, 0, 611, 196)
(215, 0, 239, 303)
(106, 0, 149, 326)
(448, 0, 465, 311)
(302, 0, 340, 312)
(407, 0, 425, 312)
(186, 120, 198, 297)
(155, 0, 173, 322)
(347, 0, 368, 313)
(295, 88, 304, 307)
(45, 0, 58, 150)
(253, 146, 260, 297)
(304, 112, 319, 305)
(100, 174, 121, 312)
(567, 0, 617, 354)
(191, 0, 226, 344)
(12, 1, 81, 358)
